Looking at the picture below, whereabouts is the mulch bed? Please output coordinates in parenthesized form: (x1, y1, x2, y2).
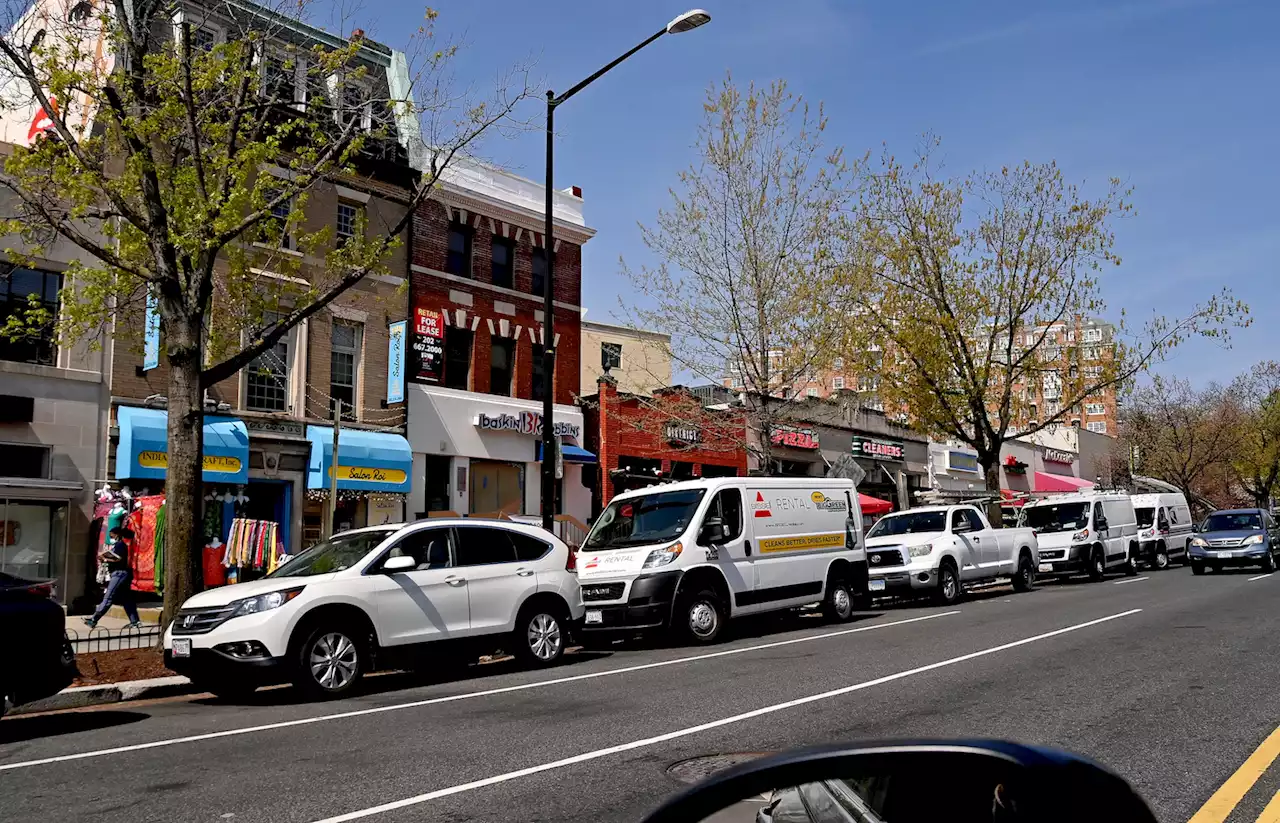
(73, 647, 171, 687)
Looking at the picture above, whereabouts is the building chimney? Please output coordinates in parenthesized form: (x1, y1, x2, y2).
(351, 28, 365, 40)
(570, 185, 582, 198)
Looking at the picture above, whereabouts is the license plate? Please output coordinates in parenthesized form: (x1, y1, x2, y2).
(1038, 563, 1053, 573)
(585, 610, 602, 625)
(172, 638, 191, 657)
(1217, 551, 1232, 559)
(868, 579, 886, 592)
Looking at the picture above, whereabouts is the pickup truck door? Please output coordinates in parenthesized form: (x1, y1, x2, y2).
(949, 508, 983, 579)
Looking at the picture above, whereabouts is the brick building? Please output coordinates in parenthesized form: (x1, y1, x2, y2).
(582, 377, 747, 515)
(406, 159, 595, 523)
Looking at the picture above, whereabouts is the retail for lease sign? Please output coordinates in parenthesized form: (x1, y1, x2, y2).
(411, 307, 444, 383)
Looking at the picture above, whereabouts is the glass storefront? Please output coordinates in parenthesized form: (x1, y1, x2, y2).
(0, 499, 68, 581)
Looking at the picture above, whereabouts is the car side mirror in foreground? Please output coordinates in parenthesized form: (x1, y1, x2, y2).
(382, 555, 416, 573)
(640, 740, 1157, 823)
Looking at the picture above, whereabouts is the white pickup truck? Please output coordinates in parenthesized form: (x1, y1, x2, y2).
(863, 505, 1040, 604)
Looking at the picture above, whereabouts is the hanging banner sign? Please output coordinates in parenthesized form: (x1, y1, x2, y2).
(387, 320, 406, 403)
(143, 290, 160, 371)
(411, 307, 444, 383)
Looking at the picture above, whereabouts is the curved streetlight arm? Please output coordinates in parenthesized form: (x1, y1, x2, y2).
(550, 26, 667, 108)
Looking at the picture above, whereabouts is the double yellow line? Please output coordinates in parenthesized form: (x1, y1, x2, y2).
(1189, 726, 1280, 823)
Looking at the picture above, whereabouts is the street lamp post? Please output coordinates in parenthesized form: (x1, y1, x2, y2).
(539, 9, 711, 530)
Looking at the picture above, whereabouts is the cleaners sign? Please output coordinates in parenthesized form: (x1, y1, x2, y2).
(853, 436, 904, 461)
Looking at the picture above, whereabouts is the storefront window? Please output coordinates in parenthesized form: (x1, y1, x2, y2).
(0, 499, 67, 582)
(0, 266, 61, 365)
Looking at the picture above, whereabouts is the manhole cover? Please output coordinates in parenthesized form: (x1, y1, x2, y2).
(666, 753, 773, 784)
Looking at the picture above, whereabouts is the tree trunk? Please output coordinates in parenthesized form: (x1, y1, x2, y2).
(160, 322, 205, 629)
(980, 451, 1003, 527)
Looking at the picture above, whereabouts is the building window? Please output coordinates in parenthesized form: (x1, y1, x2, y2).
(1083, 327, 1104, 343)
(1042, 372, 1062, 399)
(0, 443, 50, 478)
(336, 202, 360, 247)
(190, 25, 219, 53)
(444, 326, 473, 390)
(531, 248, 552, 296)
(532, 343, 548, 401)
(491, 237, 514, 288)
(330, 320, 361, 420)
(329, 75, 374, 131)
(262, 50, 299, 103)
(601, 341, 622, 372)
(832, 376, 845, 391)
(0, 266, 60, 366)
(1087, 421, 1108, 434)
(1084, 365, 1103, 379)
(1029, 403, 1038, 420)
(806, 388, 819, 398)
(1085, 402, 1106, 416)
(245, 313, 290, 412)
(446, 221, 473, 277)
(264, 188, 295, 250)
(833, 357, 844, 371)
(857, 374, 879, 393)
(490, 338, 514, 396)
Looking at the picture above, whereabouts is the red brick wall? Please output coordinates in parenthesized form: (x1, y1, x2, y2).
(410, 198, 584, 404)
(584, 379, 748, 506)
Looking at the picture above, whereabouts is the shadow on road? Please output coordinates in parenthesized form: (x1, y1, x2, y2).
(0, 709, 149, 744)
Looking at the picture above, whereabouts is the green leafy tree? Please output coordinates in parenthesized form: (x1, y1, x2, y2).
(1227, 361, 1280, 507)
(837, 138, 1249, 512)
(0, 0, 531, 624)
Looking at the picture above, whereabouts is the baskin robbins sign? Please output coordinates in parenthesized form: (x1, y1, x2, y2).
(474, 410, 581, 440)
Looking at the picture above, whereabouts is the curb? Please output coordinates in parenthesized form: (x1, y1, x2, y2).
(8, 675, 196, 716)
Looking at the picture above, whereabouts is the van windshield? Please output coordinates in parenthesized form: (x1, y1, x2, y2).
(1019, 503, 1089, 533)
(866, 511, 946, 538)
(585, 488, 707, 549)
(1135, 507, 1154, 528)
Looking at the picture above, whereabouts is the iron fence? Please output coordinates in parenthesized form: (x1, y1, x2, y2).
(65, 624, 162, 654)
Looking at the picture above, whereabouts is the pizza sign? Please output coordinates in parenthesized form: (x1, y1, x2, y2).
(770, 425, 820, 450)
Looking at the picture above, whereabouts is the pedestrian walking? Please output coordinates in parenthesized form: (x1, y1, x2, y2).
(84, 526, 143, 629)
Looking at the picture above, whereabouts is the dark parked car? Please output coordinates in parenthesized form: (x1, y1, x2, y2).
(1, 572, 77, 717)
(1187, 508, 1280, 575)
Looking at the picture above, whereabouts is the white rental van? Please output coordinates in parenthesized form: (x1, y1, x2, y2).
(1019, 492, 1140, 580)
(576, 477, 867, 644)
(1130, 492, 1194, 569)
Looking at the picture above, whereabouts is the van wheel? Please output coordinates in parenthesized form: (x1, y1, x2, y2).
(513, 606, 566, 667)
(935, 563, 961, 605)
(1087, 547, 1106, 581)
(822, 576, 855, 623)
(677, 589, 725, 644)
(1191, 561, 1206, 576)
(1154, 546, 1170, 570)
(1123, 544, 1139, 576)
(295, 625, 364, 699)
(1012, 553, 1035, 593)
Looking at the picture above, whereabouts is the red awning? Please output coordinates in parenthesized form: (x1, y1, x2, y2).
(1034, 471, 1095, 493)
(859, 493, 893, 515)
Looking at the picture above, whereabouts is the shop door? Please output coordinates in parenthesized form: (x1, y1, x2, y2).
(469, 461, 523, 515)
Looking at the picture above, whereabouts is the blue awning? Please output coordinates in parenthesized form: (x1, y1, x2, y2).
(536, 441, 598, 464)
(306, 426, 412, 492)
(116, 406, 249, 484)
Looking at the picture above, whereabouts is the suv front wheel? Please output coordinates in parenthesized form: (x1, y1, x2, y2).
(295, 625, 365, 699)
(513, 605, 566, 666)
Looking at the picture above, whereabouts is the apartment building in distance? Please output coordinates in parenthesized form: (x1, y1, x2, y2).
(580, 319, 672, 397)
(405, 159, 596, 525)
(1007, 318, 1120, 437)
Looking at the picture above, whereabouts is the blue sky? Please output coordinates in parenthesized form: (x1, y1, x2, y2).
(356, 0, 1279, 386)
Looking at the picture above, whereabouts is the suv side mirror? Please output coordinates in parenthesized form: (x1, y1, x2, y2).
(699, 517, 726, 546)
(382, 554, 416, 573)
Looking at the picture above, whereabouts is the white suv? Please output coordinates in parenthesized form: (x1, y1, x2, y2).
(163, 519, 583, 699)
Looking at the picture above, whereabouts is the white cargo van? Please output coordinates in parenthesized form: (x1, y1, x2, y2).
(1019, 492, 1140, 580)
(576, 477, 866, 644)
(1130, 492, 1194, 569)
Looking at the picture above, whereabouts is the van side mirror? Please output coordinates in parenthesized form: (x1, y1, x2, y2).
(699, 517, 726, 546)
(382, 554, 416, 573)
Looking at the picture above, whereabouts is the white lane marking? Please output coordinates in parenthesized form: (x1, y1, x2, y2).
(1113, 576, 1149, 585)
(1248, 573, 1274, 582)
(0, 611, 958, 772)
(311, 608, 1144, 823)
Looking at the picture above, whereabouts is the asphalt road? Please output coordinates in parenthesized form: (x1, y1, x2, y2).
(4, 566, 1280, 823)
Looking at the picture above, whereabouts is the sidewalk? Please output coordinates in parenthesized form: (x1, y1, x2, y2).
(8, 675, 195, 715)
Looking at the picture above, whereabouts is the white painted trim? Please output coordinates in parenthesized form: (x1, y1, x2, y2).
(514, 228, 523, 243)
(329, 305, 367, 323)
(333, 184, 371, 204)
(501, 222, 510, 238)
(454, 309, 466, 328)
(553, 239, 561, 253)
(251, 242, 304, 259)
(410, 264, 580, 311)
(485, 318, 495, 336)
(264, 166, 299, 181)
(250, 268, 310, 286)
(469, 315, 481, 332)
(372, 274, 405, 287)
(514, 324, 523, 341)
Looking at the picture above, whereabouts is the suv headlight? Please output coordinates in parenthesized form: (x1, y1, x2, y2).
(1243, 534, 1265, 545)
(229, 587, 304, 618)
(1072, 529, 1090, 542)
(908, 543, 933, 558)
(642, 542, 683, 569)
(1190, 537, 1208, 548)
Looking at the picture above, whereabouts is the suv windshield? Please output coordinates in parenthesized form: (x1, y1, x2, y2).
(1203, 512, 1263, 532)
(585, 488, 707, 549)
(268, 529, 395, 578)
(1135, 507, 1155, 528)
(1019, 502, 1090, 533)
(867, 511, 946, 538)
